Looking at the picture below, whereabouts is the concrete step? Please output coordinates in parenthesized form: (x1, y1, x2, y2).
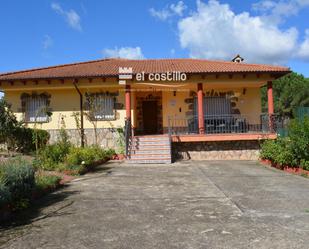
(131, 141, 170, 146)
(131, 154, 171, 159)
(127, 158, 172, 164)
(128, 135, 172, 164)
(131, 149, 171, 155)
(133, 135, 169, 139)
(131, 145, 171, 150)
(132, 136, 170, 142)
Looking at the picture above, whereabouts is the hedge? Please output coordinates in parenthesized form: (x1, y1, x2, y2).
(260, 117, 309, 170)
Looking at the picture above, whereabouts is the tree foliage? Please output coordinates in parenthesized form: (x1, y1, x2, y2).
(0, 99, 19, 143)
(0, 99, 50, 152)
(261, 72, 309, 117)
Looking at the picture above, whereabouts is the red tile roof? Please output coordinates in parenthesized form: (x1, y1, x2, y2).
(0, 58, 290, 81)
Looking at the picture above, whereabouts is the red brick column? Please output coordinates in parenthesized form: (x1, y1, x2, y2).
(125, 84, 131, 119)
(267, 81, 274, 115)
(267, 81, 274, 132)
(197, 83, 205, 134)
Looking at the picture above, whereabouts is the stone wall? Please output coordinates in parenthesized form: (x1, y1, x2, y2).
(47, 128, 122, 151)
(172, 140, 261, 161)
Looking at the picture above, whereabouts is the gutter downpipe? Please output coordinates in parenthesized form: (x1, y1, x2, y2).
(73, 79, 85, 147)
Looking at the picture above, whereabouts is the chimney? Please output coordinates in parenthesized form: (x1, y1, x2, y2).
(232, 54, 244, 63)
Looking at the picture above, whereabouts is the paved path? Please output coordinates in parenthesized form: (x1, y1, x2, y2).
(1, 161, 309, 249)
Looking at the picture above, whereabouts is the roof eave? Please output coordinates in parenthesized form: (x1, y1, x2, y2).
(0, 70, 291, 82)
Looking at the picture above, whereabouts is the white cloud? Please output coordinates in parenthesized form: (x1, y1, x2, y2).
(150, 1, 187, 21)
(51, 2, 82, 31)
(178, 0, 299, 64)
(298, 29, 309, 60)
(170, 1, 187, 16)
(51, 2, 62, 13)
(42, 35, 53, 49)
(102, 47, 145, 59)
(150, 8, 172, 21)
(252, 0, 309, 24)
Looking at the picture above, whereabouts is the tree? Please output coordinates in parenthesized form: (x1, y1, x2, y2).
(0, 99, 19, 144)
(261, 72, 309, 117)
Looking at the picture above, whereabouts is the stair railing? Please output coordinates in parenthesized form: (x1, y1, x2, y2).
(167, 116, 173, 162)
(124, 117, 133, 158)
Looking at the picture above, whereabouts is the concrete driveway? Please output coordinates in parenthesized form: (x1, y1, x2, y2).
(1, 161, 309, 249)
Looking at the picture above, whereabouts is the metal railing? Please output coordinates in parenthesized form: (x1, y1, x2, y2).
(168, 114, 284, 135)
(124, 118, 133, 158)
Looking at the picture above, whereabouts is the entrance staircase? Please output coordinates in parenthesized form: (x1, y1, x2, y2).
(127, 135, 172, 164)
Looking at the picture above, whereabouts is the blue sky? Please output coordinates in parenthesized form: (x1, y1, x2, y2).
(0, 0, 308, 79)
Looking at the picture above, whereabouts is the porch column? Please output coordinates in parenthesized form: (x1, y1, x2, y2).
(197, 83, 205, 134)
(125, 84, 131, 120)
(267, 81, 274, 132)
(267, 81, 274, 115)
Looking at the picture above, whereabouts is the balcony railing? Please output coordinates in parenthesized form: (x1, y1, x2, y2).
(168, 114, 283, 135)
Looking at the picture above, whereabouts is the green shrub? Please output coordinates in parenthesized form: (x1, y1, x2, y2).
(36, 142, 71, 171)
(116, 128, 125, 154)
(261, 118, 309, 168)
(273, 140, 295, 166)
(0, 99, 19, 144)
(0, 182, 11, 208)
(64, 146, 115, 173)
(35, 175, 61, 192)
(260, 140, 281, 160)
(105, 148, 116, 158)
(300, 160, 309, 171)
(287, 117, 309, 165)
(0, 158, 35, 209)
(0, 99, 50, 153)
(58, 163, 85, 174)
(260, 138, 295, 166)
(65, 147, 84, 166)
(66, 146, 103, 166)
(9, 127, 50, 153)
(32, 129, 50, 150)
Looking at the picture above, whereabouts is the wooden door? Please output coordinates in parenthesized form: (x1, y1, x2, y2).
(142, 101, 158, 134)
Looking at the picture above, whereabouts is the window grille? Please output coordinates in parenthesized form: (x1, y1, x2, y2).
(88, 94, 115, 120)
(194, 96, 232, 116)
(25, 96, 48, 122)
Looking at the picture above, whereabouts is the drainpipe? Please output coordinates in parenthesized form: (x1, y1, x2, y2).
(73, 79, 85, 147)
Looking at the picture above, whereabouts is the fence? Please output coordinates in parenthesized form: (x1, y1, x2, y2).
(168, 114, 283, 135)
(296, 107, 309, 120)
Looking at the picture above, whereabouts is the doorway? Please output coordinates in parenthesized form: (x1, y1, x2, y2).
(142, 100, 158, 134)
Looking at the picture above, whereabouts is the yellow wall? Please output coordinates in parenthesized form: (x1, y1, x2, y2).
(4, 82, 126, 130)
(2, 75, 267, 131)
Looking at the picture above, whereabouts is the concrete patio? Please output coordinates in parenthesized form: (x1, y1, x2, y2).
(1, 160, 309, 249)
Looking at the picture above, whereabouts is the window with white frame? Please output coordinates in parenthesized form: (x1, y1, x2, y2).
(87, 93, 115, 120)
(25, 96, 49, 122)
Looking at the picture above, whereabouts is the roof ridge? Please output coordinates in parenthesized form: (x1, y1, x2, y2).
(210, 60, 289, 69)
(179, 58, 289, 69)
(112, 57, 289, 69)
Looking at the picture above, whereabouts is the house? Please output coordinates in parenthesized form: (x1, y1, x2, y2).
(0, 58, 290, 163)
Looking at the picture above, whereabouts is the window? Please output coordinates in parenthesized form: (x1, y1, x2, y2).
(25, 96, 49, 122)
(204, 97, 231, 116)
(87, 93, 115, 120)
(194, 96, 232, 116)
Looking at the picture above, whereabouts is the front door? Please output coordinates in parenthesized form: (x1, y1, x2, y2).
(142, 100, 158, 134)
